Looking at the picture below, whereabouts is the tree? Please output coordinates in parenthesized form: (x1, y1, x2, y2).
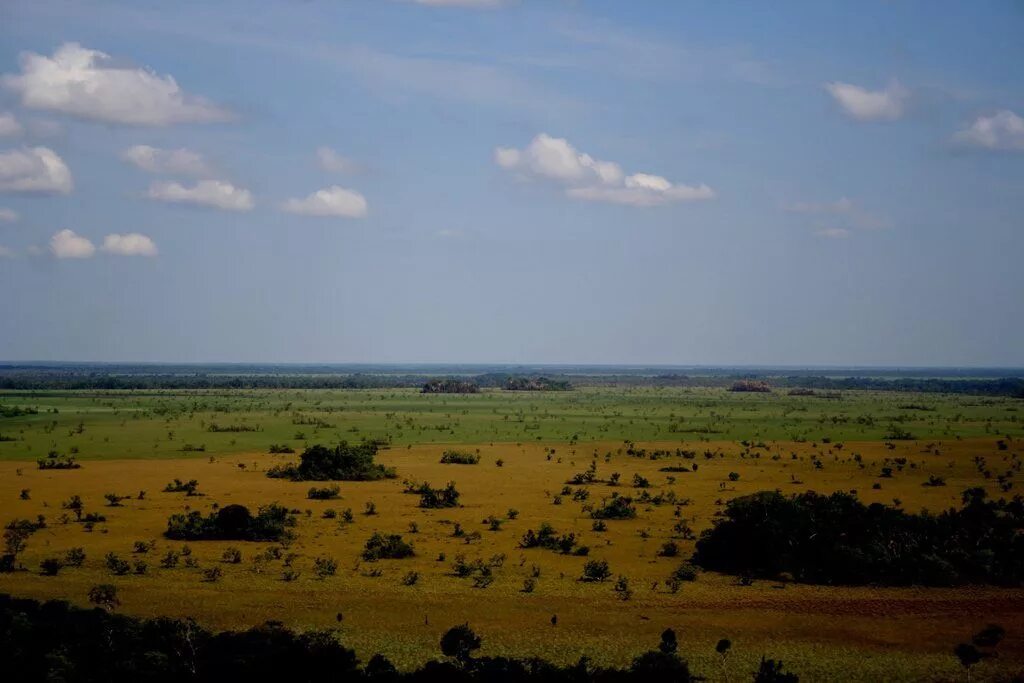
(440, 623, 481, 664)
(716, 638, 732, 681)
(753, 656, 798, 683)
(658, 628, 678, 654)
(88, 584, 120, 612)
(954, 643, 983, 682)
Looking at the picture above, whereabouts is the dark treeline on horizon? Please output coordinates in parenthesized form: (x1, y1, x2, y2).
(0, 363, 1021, 396)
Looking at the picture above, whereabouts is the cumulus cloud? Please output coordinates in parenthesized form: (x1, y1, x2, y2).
(121, 145, 212, 176)
(0, 208, 17, 222)
(0, 112, 22, 137)
(147, 179, 253, 211)
(101, 232, 158, 256)
(952, 110, 1024, 152)
(495, 133, 713, 206)
(2, 43, 231, 126)
(825, 80, 908, 121)
(282, 185, 368, 218)
(0, 146, 73, 194)
(49, 229, 95, 258)
(316, 147, 361, 174)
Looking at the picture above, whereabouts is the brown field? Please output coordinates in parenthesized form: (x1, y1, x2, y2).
(2, 436, 1023, 681)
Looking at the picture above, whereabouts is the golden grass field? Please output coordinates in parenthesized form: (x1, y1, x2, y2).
(2, 435, 1023, 681)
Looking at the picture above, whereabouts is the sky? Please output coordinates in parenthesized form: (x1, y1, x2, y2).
(0, 0, 1022, 366)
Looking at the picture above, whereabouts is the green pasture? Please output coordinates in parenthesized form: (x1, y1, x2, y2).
(0, 387, 1021, 461)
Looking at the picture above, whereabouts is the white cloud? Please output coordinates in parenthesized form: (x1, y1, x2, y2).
(495, 133, 713, 206)
(0, 208, 17, 222)
(282, 186, 368, 218)
(101, 232, 158, 256)
(121, 145, 212, 176)
(952, 110, 1024, 152)
(147, 179, 253, 211)
(825, 80, 908, 121)
(815, 227, 850, 239)
(0, 245, 14, 258)
(0, 146, 73, 194)
(0, 112, 22, 137)
(49, 229, 95, 258)
(316, 147, 360, 174)
(2, 42, 231, 126)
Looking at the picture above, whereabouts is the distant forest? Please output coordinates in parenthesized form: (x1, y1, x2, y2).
(0, 363, 1021, 396)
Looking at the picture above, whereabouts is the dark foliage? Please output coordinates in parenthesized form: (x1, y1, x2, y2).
(504, 377, 572, 392)
(0, 595, 714, 682)
(692, 488, 1024, 586)
(422, 379, 480, 394)
(419, 482, 461, 509)
(165, 503, 295, 542)
(267, 443, 396, 482)
(362, 533, 415, 561)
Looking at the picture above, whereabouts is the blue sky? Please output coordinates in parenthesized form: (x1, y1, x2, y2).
(0, 0, 1022, 366)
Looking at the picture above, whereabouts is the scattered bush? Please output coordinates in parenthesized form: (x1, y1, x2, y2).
(580, 559, 612, 582)
(307, 485, 340, 500)
(362, 533, 414, 561)
(440, 450, 480, 465)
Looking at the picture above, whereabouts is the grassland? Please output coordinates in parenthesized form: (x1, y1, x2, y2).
(1, 387, 1023, 681)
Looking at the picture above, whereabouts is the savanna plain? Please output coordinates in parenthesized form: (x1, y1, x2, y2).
(2, 385, 1022, 681)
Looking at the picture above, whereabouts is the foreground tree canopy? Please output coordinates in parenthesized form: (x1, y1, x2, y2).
(692, 487, 1024, 586)
(0, 595, 749, 683)
(267, 442, 396, 482)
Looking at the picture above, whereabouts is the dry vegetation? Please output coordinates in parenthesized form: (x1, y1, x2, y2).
(1, 388, 1023, 680)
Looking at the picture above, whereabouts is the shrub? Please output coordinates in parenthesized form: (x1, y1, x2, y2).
(266, 442, 396, 481)
(591, 496, 637, 520)
(37, 451, 80, 470)
(753, 656, 799, 683)
(40, 558, 63, 576)
(362, 533, 414, 561)
(402, 570, 420, 586)
(160, 550, 180, 569)
(307, 485, 340, 500)
(87, 584, 119, 611)
(580, 559, 612, 582)
(104, 553, 130, 576)
(202, 567, 223, 582)
(165, 503, 295, 542)
(314, 556, 338, 578)
(440, 623, 481, 662)
(419, 482, 461, 508)
(163, 479, 200, 495)
(658, 541, 680, 558)
(439, 450, 480, 465)
(221, 547, 242, 564)
(63, 547, 86, 567)
(520, 523, 583, 555)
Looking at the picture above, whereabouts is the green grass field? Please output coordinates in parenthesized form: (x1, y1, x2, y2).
(1, 387, 1020, 461)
